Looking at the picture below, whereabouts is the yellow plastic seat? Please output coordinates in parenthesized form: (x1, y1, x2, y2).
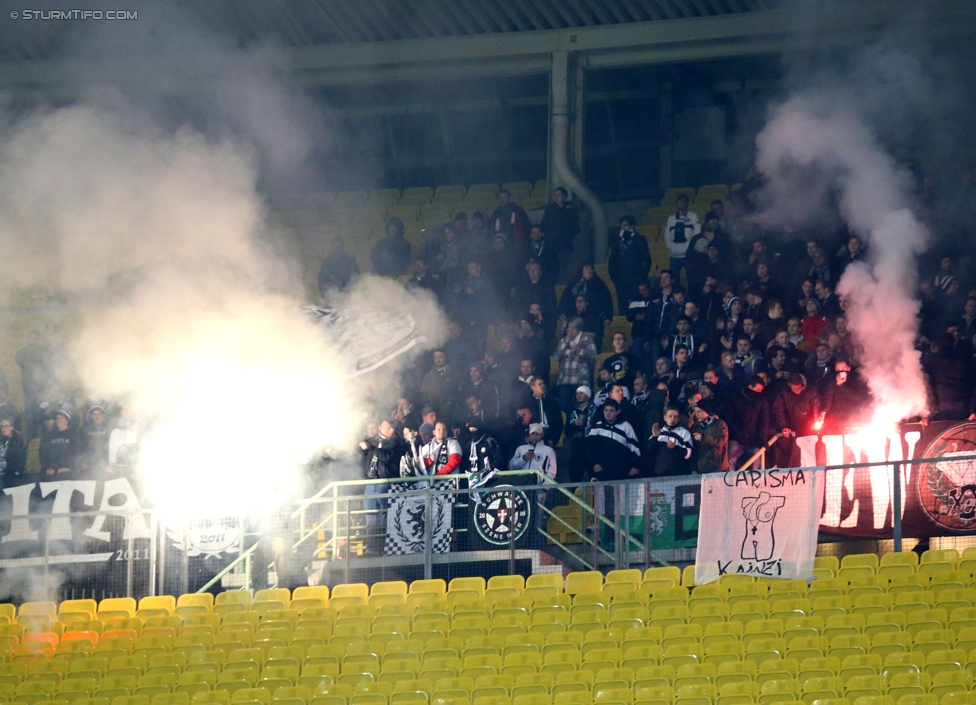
(525, 575, 562, 593)
(409, 581, 447, 598)
(153, 695, 191, 705)
(921, 550, 958, 567)
(99, 600, 137, 619)
(755, 659, 798, 688)
(822, 613, 864, 641)
(844, 674, 886, 702)
(60, 602, 98, 620)
(254, 589, 290, 607)
(643, 567, 681, 587)
(811, 596, 852, 619)
(930, 670, 974, 698)
(801, 675, 843, 703)
(650, 588, 690, 610)
(566, 573, 603, 596)
(192, 692, 231, 705)
(814, 557, 840, 576)
(215, 593, 252, 610)
(798, 656, 840, 684)
(332, 585, 369, 602)
(20, 603, 58, 621)
(447, 579, 485, 596)
(881, 552, 918, 572)
(175, 596, 213, 618)
(605, 571, 641, 589)
(139, 599, 176, 617)
(757, 678, 799, 705)
(717, 681, 758, 705)
(808, 579, 849, 602)
(291, 587, 329, 608)
(842, 554, 880, 570)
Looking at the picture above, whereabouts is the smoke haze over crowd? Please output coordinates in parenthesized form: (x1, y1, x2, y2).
(752, 8, 976, 427)
(0, 12, 445, 520)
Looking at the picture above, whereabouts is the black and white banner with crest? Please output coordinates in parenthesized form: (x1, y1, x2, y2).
(383, 484, 453, 555)
(384, 441, 456, 555)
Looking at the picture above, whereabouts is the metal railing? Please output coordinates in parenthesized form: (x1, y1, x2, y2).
(6, 449, 976, 598)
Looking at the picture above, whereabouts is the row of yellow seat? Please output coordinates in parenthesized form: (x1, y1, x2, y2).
(268, 182, 549, 213)
(5, 631, 976, 705)
(6, 683, 974, 705)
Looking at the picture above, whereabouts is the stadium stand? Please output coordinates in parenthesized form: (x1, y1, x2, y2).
(2, 551, 976, 705)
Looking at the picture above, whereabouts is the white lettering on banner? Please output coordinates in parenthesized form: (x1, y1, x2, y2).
(723, 467, 806, 488)
(696, 470, 824, 585)
(0, 478, 149, 547)
(40, 482, 97, 541)
(805, 432, 920, 530)
(84, 478, 150, 542)
(2, 484, 38, 543)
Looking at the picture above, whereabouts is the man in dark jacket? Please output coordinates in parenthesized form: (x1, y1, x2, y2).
(586, 399, 642, 481)
(528, 378, 564, 448)
(565, 385, 596, 483)
(460, 362, 502, 428)
(511, 261, 558, 323)
(370, 217, 412, 278)
(607, 216, 651, 315)
(420, 350, 462, 426)
(525, 226, 560, 289)
(40, 409, 79, 478)
(488, 189, 531, 258)
(771, 373, 820, 468)
(819, 358, 872, 433)
(318, 238, 360, 296)
(690, 401, 729, 474)
(541, 187, 580, 279)
(585, 399, 642, 540)
(0, 390, 23, 436)
(923, 334, 973, 421)
(726, 377, 769, 471)
(360, 419, 406, 553)
(405, 257, 445, 301)
(82, 403, 112, 478)
(0, 417, 27, 487)
(15, 330, 56, 440)
(648, 405, 694, 476)
(459, 415, 506, 495)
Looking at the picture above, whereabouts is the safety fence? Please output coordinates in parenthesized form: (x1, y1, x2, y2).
(4, 448, 976, 600)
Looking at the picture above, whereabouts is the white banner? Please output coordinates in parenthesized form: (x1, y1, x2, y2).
(695, 468, 824, 584)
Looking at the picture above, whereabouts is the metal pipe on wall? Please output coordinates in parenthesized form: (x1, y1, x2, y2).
(550, 51, 608, 262)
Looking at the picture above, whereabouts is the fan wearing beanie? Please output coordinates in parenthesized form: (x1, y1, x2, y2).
(40, 407, 80, 478)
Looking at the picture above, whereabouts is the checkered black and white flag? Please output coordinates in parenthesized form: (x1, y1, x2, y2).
(383, 483, 454, 556)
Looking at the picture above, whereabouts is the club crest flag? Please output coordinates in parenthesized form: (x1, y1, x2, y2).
(695, 468, 824, 584)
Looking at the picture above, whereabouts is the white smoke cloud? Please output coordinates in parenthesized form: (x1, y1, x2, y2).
(0, 30, 445, 521)
(755, 85, 929, 425)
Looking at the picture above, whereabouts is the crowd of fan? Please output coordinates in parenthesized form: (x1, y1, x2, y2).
(0, 186, 973, 495)
(342, 187, 976, 494)
(0, 330, 139, 486)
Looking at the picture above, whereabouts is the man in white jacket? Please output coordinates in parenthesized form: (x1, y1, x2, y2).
(664, 194, 701, 285)
(509, 423, 557, 483)
(509, 422, 557, 541)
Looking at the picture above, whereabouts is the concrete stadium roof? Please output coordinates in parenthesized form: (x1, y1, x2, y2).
(184, 0, 778, 45)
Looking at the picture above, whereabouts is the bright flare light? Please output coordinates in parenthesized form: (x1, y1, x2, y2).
(76, 290, 358, 525)
(138, 353, 350, 522)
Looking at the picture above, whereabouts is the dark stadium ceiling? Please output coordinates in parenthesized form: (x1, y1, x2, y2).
(0, 0, 780, 61)
(186, 0, 780, 45)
